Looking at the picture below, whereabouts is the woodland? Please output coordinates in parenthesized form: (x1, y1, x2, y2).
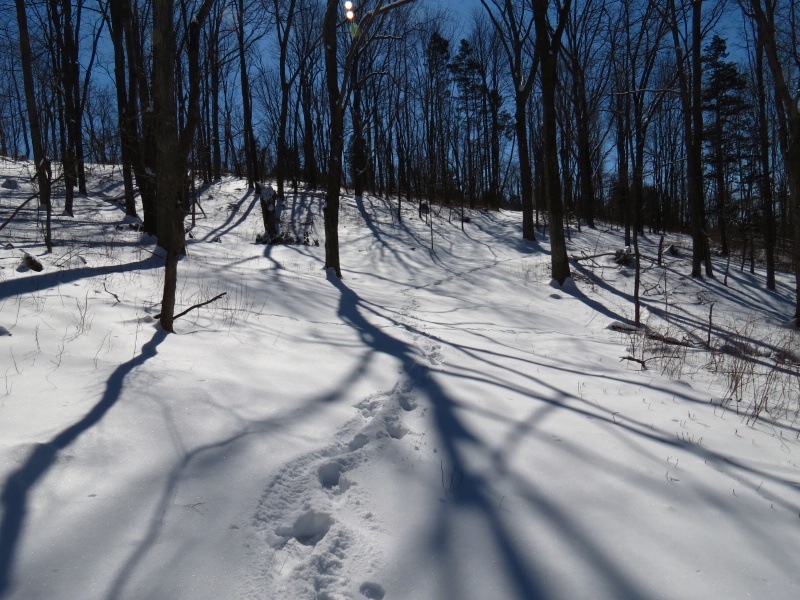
(0, 0, 799, 325)
(2, 2, 800, 599)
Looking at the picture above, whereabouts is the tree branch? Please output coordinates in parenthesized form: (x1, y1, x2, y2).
(155, 292, 227, 321)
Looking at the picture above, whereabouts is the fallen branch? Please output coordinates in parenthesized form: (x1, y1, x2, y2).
(621, 354, 687, 370)
(154, 292, 227, 321)
(571, 251, 659, 264)
(612, 325, 697, 348)
(646, 331, 695, 347)
(103, 282, 121, 303)
(620, 355, 648, 369)
(571, 251, 617, 261)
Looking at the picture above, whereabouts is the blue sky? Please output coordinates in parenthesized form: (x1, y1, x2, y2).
(432, 0, 484, 21)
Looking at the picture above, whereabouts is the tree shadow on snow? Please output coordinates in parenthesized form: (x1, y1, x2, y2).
(326, 266, 800, 599)
(0, 255, 163, 305)
(326, 272, 657, 600)
(0, 328, 167, 597)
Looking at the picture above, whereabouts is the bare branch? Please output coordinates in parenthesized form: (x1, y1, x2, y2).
(155, 292, 227, 321)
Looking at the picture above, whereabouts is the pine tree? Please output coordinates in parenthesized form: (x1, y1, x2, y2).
(702, 35, 750, 257)
(449, 39, 482, 208)
(424, 31, 452, 202)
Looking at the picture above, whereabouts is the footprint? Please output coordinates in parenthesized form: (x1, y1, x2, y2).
(384, 417, 408, 440)
(348, 433, 370, 451)
(398, 394, 417, 412)
(317, 461, 353, 494)
(356, 397, 382, 417)
(318, 462, 342, 489)
(275, 510, 334, 547)
(359, 581, 385, 599)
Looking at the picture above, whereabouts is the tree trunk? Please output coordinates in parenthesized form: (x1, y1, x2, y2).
(670, 0, 710, 277)
(755, 37, 775, 290)
(533, 0, 571, 283)
(15, 0, 52, 251)
(575, 82, 595, 227)
(300, 67, 317, 189)
(210, 11, 222, 181)
(153, 0, 214, 332)
(153, 0, 182, 331)
(237, 0, 258, 188)
(351, 54, 367, 199)
(539, 48, 569, 283)
(323, 0, 343, 277)
(108, 0, 138, 217)
(126, 5, 158, 235)
(516, 99, 536, 240)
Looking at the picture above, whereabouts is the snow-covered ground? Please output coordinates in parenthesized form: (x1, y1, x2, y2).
(1, 158, 799, 600)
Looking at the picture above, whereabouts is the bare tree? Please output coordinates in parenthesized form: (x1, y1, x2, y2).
(481, 0, 538, 240)
(562, 0, 611, 229)
(533, 0, 572, 284)
(322, 0, 416, 277)
(233, 0, 263, 188)
(749, 24, 776, 289)
(739, 0, 800, 322)
(14, 0, 52, 251)
(105, 0, 162, 233)
(664, 0, 713, 277)
(153, 0, 215, 332)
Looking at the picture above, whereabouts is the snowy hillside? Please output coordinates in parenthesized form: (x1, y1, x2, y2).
(1, 158, 799, 600)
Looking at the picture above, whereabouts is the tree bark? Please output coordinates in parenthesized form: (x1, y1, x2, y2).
(669, 0, 711, 277)
(15, 0, 52, 251)
(154, 0, 215, 332)
(533, 0, 571, 284)
(741, 1, 796, 309)
(322, 0, 343, 277)
(754, 35, 775, 290)
(481, 0, 538, 240)
(236, 0, 258, 188)
(108, 0, 138, 217)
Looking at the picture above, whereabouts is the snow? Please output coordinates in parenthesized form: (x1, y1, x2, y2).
(1, 158, 799, 600)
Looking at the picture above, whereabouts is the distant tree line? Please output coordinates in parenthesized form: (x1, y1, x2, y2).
(2, 0, 799, 325)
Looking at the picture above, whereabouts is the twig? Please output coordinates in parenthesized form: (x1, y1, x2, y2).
(155, 292, 227, 321)
(621, 353, 690, 369)
(103, 282, 121, 303)
(707, 303, 715, 348)
(620, 355, 648, 369)
(162, 487, 179, 523)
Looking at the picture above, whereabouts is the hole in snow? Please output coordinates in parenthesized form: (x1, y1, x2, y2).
(276, 510, 334, 547)
(359, 581, 385, 599)
(398, 395, 417, 411)
(385, 418, 408, 439)
(318, 462, 341, 488)
(348, 433, 370, 451)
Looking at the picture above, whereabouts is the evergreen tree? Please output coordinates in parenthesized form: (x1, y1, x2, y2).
(449, 39, 482, 207)
(702, 35, 750, 256)
(424, 31, 452, 202)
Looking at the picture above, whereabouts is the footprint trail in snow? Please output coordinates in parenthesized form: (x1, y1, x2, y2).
(237, 290, 445, 599)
